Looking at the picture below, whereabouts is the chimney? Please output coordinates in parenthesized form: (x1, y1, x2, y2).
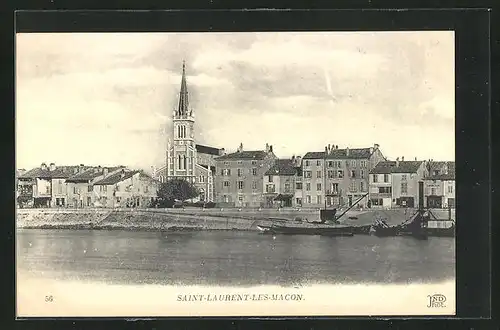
(120, 170, 125, 178)
(265, 143, 269, 153)
(103, 167, 109, 176)
(346, 147, 349, 156)
(325, 146, 328, 154)
(335, 145, 338, 149)
(219, 148, 225, 156)
(374, 143, 380, 150)
(401, 156, 405, 161)
(41, 163, 47, 170)
(369, 147, 374, 154)
(238, 143, 244, 153)
(328, 144, 331, 153)
(415, 157, 417, 161)
(296, 156, 302, 166)
(73, 167, 78, 174)
(49, 163, 56, 171)
(396, 157, 400, 167)
(269, 145, 273, 153)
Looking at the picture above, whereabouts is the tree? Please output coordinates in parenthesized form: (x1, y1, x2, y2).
(156, 178, 199, 207)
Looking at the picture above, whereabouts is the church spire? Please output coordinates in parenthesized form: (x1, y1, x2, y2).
(177, 60, 190, 117)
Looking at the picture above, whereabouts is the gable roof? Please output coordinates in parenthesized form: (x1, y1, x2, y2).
(265, 159, 299, 176)
(66, 167, 123, 182)
(425, 161, 455, 180)
(326, 148, 373, 159)
(303, 147, 375, 160)
(93, 170, 140, 185)
(303, 151, 325, 159)
(370, 160, 424, 174)
(370, 161, 397, 174)
(19, 166, 80, 179)
(216, 150, 270, 161)
(196, 144, 222, 156)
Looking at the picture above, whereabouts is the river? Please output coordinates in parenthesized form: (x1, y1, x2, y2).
(16, 229, 455, 286)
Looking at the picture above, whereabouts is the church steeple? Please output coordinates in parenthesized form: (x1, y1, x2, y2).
(177, 60, 190, 117)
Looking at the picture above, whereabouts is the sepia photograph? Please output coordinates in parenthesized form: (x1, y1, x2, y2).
(16, 31, 456, 317)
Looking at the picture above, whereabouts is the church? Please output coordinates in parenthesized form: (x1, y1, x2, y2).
(152, 62, 224, 202)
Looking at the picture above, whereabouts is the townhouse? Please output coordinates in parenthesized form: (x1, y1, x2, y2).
(92, 169, 160, 208)
(423, 161, 456, 208)
(214, 143, 277, 207)
(262, 157, 302, 208)
(302, 143, 385, 208)
(368, 158, 428, 209)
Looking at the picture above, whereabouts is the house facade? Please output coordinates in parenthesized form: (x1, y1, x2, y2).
(214, 143, 277, 207)
(92, 169, 160, 208)
(262, 157, 302, 208)
(424, 161, 456, 208)
(302, 144, 385, 208)
(369, 158, 427, 209)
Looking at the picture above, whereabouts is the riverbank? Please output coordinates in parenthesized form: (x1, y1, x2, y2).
(16, 207, 455, 231)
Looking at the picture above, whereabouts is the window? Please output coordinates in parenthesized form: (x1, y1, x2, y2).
(338, 170, 344, 178)
(351, 160, 356, 167)
(383, 174, 389, 183)
(402, 174, 407, 181)
(316, 160, 321, 166)
(317, 183, 322, 191)
(327, 170, 336, 178)
(238, 196, 244, 203)
(306, 183, 311, 191)
(237, 169, 243, 177)
(237, 181, 244, 190)
(58, 184, 62, 194)
(251, 161, 257, 165)
(330, 183, 339, 194)
(296, 198, 302, 205)
(350, 170, 356, 178)
(373, 174, 378, 183)
(199, 176, 205, 183)
(268, 175, 273, 182)
(88, 185, 93, 192)
(252, 181, 257, 189)
(116, 197, 121, 203)
(74, 187, 79, 194)
(317, 195, 322, 204)
(296, 182, 303, 190)
(360, 170, 365, 179)
(316, 171, 322, 178)
(144, 186, 149, 193)
(360, 181, 365, 192)
(45, 186, 50, 194)
(87, 197, 92, 206)
(448, 185, 454, 194)
(284, 183, 290, 193)
(360, 160, 367, 167)
(328, 161, 334, 167)
(401, 182, 408, 194)
(305, 160, 310, 166)
(252, 168, 257, 176)
(431, 187, 436, 195)
(224, 161, 229, 166)
(306, 195, 311, 203)
(266, 184, 275, 193)
(379, 187, 391, 194)
(304, 171, 312, 178)
(349, 181, 357, 192)
(237, 161, 243, 165)
(223, 181, 230, 187)
(227, 169, 231, 176)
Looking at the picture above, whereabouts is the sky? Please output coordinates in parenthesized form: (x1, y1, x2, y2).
(16, 31, 455, 171)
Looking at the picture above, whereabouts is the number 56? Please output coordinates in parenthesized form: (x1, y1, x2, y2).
(45, 295, 53, 302)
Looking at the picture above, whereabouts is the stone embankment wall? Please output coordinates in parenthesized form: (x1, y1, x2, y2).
(16, 207, 455, 231)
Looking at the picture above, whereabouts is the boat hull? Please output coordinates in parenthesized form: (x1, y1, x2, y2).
(258, 224, 353, 236)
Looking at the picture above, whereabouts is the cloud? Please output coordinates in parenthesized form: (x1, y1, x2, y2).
(15, 32, 455, 169)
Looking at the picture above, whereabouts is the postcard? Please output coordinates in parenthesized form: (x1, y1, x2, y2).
(16, 31, 456, 317)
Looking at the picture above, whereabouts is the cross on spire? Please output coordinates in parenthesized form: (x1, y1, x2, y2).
(177, 60, 190, 117)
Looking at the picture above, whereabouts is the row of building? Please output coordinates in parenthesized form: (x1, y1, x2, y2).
(16, 164, 159, 208)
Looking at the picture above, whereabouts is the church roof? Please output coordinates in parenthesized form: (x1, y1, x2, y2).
(176, 61, 191, 117)
(196, 144, 221, 156)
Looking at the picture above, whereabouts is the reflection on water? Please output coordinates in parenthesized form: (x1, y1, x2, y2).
(17, 229, 455, 286)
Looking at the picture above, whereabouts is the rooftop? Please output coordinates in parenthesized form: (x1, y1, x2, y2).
(370, 160, 424, 174)
(196, 144, 222, 156)
(66, 167, 123, 182)
(265, 159, 300, 176)
(303, 147, 376, 160)
(93, 170, 140, 185)
(216, 150, 270, 161)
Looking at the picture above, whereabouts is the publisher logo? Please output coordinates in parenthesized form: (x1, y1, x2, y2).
(427, 294, 446, 308)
